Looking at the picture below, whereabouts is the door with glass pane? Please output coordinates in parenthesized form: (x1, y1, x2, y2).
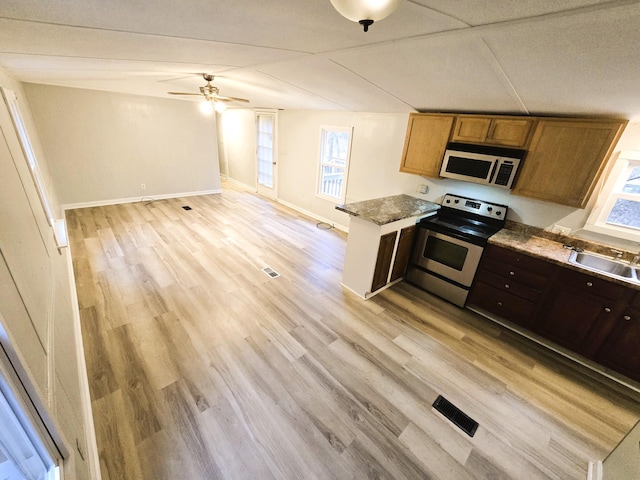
(256, 111, 277, 199)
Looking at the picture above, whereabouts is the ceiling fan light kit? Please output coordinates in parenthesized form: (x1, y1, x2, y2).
(330, 0, 402, 32)
(168, 73, 248, 114)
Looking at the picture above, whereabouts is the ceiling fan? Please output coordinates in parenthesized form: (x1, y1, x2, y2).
(168, 74, 249, 105)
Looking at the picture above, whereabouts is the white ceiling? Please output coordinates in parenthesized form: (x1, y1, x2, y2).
(1, 0, 640, 119)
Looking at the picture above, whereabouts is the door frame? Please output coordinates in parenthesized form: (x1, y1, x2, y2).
(255, 109, 278, 200)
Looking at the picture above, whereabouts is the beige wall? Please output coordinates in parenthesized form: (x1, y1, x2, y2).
(603, 419, 640, 479)
(23, 84, 221, 207)
(0, 69, 94, 478)
(221, 108, 639, 249)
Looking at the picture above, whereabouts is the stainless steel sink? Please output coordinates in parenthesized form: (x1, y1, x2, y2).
(568, 250, 638, 282)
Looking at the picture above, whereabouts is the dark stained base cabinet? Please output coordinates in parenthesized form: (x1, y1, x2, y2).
(468, 244, 555, 329)
(468, 244, 640, 383)
(372, 225, 416, 293)
(597, 294, 640, 380)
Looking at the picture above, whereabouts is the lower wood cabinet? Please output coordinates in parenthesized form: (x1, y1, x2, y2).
(467, 244, 554, 329)
(372, 225, 416, 292)
(468, 244, 640, 382)
(597, 293, 640, 382)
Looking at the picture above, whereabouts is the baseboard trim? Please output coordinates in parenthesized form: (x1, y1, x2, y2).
(587, 460, 603, 480)
(223, 178, 350, 233)
(62, 189, 223, 211)
(276, 198, 349, 233)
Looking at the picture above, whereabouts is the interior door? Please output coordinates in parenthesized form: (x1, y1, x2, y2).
(256, 111, 277, 199)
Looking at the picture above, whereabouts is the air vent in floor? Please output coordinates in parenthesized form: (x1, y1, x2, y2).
(261, 267, 280, 278)
(432, 395, 478, 437)
(182, 206, 192, 210)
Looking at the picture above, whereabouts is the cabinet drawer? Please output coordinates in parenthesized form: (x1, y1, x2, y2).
(556, 267, 629, 300)
(484, 244, 555, 276)
(468, 281, 536, 328)
(480, 258, 550, 291)
(475, 269, 543, 302)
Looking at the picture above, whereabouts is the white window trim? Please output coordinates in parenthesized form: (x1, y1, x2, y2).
(584, 150, 640, 242)
(315, 125, 353, 204)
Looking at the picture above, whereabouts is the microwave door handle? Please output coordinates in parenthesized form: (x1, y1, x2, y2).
(488, 160, 499, 182)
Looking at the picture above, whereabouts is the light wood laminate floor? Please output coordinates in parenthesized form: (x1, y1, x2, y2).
(67, 184, 640, 480)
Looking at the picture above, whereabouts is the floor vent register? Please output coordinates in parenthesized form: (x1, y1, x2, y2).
(432, 395, 479, 437)
(261, 267, 280, 278)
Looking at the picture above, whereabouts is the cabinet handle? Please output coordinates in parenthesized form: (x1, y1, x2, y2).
(509, 271, 515, 276)
(586, 282, 593, 287)
(624, 315, 632, 321)
(497, 301, 503, 307)
(504, 284, 510, 289)
(604, 307, 611, 313)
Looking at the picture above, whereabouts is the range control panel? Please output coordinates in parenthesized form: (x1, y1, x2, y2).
(441, 193, 508, 221)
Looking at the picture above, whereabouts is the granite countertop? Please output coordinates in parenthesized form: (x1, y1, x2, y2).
(490, 228, 640, 291)
(336, 194, 440, 225)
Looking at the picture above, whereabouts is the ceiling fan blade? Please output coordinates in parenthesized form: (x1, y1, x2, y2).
(212, 95, 250, 103)
(167, 92, 202, 96)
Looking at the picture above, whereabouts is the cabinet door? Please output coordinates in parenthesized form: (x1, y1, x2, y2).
(390, 225, 415, 282)
(399, 114, 454, 177)
(597, 307, 640, 382)
(371, 232, 397, 292)
(535, 283, 622, 357)
(451, 117, 491, 144)
(512, 119, 626, 207)
(486, 118, 534, 147)
(452, 116, 533, 147)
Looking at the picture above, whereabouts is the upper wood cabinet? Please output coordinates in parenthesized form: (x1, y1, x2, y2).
(452, 115, 534, 148)
(512, 118, 627, 208)
(399, 113, 455, 177)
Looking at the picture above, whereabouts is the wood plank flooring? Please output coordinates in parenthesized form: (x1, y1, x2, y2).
(67, 183, 640, 479)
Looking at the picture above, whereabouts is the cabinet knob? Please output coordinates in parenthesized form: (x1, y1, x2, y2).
(624, 315, 632, 321)
(604, 307, 611, 313)
(497, 301, 503, 307)
(504, 284, 510, 289)
(509, 271, 515, 276)
(586, 281, 593, 287)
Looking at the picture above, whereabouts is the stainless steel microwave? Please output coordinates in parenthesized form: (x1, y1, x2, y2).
(440, 142, 525, 189)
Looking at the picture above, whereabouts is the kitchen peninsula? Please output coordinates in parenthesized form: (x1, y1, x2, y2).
(337, 194, 439, 298)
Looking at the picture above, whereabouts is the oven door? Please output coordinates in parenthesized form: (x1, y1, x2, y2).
(411, 226, 484, 287)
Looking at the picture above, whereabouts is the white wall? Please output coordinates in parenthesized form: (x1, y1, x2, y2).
(0, 69, 94, 479)
(23, 84, 221, 207)
(221, 108, 640, 249)
(603, 419, 640, 479)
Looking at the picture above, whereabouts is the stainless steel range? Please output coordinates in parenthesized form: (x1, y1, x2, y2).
(406, 193, 508, 307)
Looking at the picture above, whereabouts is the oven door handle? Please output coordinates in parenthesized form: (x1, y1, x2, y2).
(417, 223, 484, 246)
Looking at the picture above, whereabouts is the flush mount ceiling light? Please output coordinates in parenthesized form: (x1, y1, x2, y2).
(330, 0, 403, 32)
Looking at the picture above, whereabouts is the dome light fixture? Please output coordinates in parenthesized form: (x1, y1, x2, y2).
(329, 0, 403, 32)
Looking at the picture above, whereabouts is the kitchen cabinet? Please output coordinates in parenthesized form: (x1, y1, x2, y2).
(512, 118, 627, 208)
(371, 225, 416, 293)
(534, 267, 632, 359)
(597, 292, 640, 382)
(399, 113, 455, 177)
(467, 244, 555, 329)
(371, 232, 398, 292)
(451, 115, 534, 148)
(390, 225, 416, 283)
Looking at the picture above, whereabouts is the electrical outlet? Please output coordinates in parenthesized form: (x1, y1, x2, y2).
(417, 184, 429, 194)
(551, 224, 570, 235)
(140, 183, 146, 190)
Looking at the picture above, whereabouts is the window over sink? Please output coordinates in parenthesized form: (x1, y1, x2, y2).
(585, 150, 640, 241)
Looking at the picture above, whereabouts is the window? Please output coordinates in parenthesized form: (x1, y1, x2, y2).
(585, 151, 640, 241)
(317, 126, 353, 202)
